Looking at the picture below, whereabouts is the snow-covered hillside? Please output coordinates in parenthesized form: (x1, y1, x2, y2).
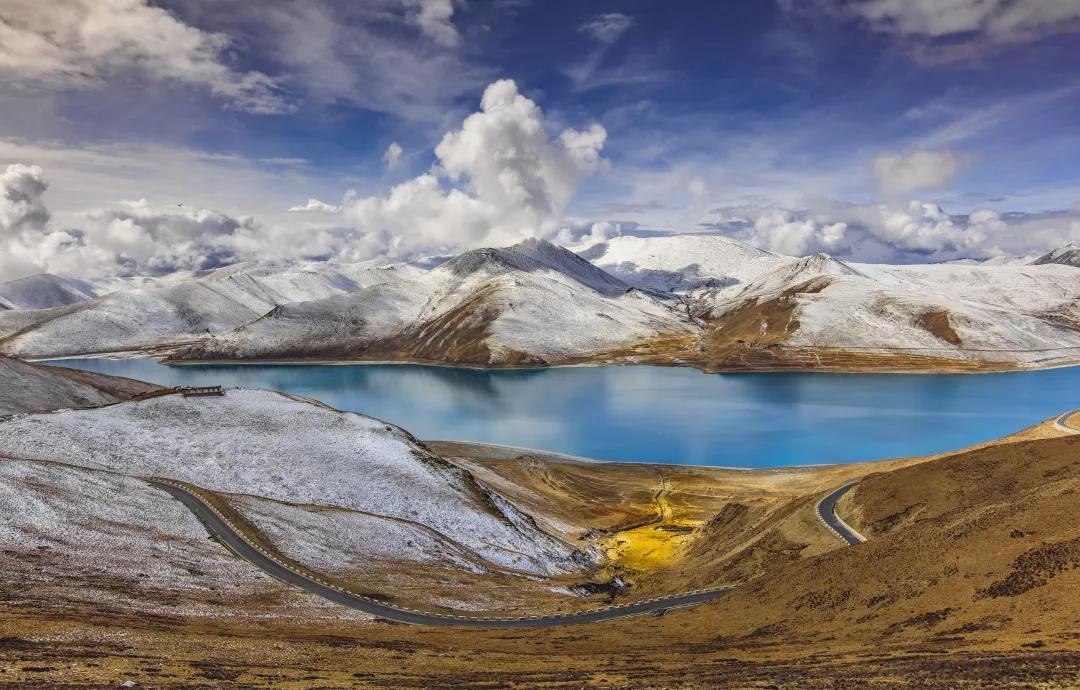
(0, 389, 589, 576)
(2, 236, 1079, 370)
(1032, 243, 1080, 268)
(0, 457, 317, 617)
(577, 234, 786, 293)
(175, 239, 693, 365)
(0, 260, 419, 357)
(0, 273, 98, 310)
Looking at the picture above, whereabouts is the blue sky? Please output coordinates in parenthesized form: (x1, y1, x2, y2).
(2, 0, 1080, 278)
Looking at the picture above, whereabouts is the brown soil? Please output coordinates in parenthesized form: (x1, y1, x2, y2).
(917, 309, 962, 345)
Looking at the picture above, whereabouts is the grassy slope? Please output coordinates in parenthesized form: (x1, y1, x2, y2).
(2, 417, 1079, 687)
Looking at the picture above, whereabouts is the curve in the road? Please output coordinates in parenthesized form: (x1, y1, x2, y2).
(815, 482, 866, 546)
(1053, 410, 1080, 434)
(148, 478, 733, 628)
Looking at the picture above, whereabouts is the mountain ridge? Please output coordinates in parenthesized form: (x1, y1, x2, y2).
(2, 236, 1079, 372)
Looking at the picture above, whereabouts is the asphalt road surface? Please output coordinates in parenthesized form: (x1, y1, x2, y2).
(149, 478, 734, 628)
(815, 482, 867, 546)
(1053, 410, 1080, 434)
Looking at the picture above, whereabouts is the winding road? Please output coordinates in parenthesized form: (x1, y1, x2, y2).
(814, 482, 867, 545)
(150, 462, 885, 626)
(149, 478, 734, 628)
(1053, 410, 1080, 434)
(812, 408, 1080, 546)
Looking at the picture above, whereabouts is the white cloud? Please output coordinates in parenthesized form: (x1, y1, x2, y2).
(703, 198, 1080, 263)
(0, 163, 49, 236)
(0, 79, 608, 280)
(339, 79, 607, 258)
(404, 0, 461, 47)
(0, 0, 291, 113)
(806, 0, 1080, 59)
(552, 220, 625, 246)
(288, 198, 343, 213)
(872, 148, 969, 197)
(0, 167, 270, 280)
(578, 13, 635, 44)
(247, 0, 486, 125)
(383, 141, 404, 169)
(850, 0, 1080, 40)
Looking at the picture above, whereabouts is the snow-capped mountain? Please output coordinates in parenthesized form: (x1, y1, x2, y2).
(170, 238, 694, 365)
(1032, 243, 1080, 268)
(0, 260, 420, 357)
(0, 273, 99, 310)
(576, 234, 786, 293)
(2, 236, 1079, 371)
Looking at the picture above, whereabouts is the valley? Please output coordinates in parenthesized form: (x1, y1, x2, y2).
(1, 357, 1079, 687)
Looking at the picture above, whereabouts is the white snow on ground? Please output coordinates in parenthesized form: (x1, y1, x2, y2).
(851, 262, 1080, 315)
(2, 235, 1079, 367)
(182, 277, 437, 359)
(0, 260, 419, 357)
(184, 239, 693, 363)
(785, 277, 1080, 361)
(0, 390, 589, 576)
(576, 234, 787, 293)
(481, 272, 687, 360)
(1031, 242, 1080, 268)
(0, 457, 296, 616)
(0, 274, 98, 310)
(230, 494, 488, 575)
(417, 240, 691, 359)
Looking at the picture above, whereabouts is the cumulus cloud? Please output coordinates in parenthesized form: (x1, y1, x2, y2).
(579, 13, 635, 44)
(0, 80, 608, 280)
(0, 0, 290, 113)
(703, 198, 1080, 263)
(0, 163, 270, 280)
(0, 163, 49, 236)
(551, 220, 626, 246)
(872, 148, 970, 196)
(339, 79, 607, 257)
(383, 141, 404, 169)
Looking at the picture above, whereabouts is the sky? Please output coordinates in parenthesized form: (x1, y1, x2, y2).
(3, 0, 1080, 280)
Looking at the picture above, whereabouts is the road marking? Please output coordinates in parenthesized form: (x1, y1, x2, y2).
(814, 481, 867, 545)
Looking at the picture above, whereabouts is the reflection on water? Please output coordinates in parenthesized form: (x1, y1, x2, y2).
(44, 359, 1080, 467)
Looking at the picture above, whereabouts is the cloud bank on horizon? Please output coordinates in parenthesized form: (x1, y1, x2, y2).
(1, 0, 1080, 280)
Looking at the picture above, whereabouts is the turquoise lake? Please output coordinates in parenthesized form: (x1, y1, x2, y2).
(45, 359, 1080, 467)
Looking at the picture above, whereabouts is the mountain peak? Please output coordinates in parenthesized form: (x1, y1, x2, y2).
(439, 238, 630, 296)
(1031, 243, 1080, 268)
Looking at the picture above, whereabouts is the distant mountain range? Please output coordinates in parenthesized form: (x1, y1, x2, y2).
(2, 236, 1079, 371)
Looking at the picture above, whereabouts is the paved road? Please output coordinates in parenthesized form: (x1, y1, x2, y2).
(148, 478, 733, 628)
(1053, 410, 1080, 434)
(813, 408, 1080, 546)
(815, 482, 867, 545)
